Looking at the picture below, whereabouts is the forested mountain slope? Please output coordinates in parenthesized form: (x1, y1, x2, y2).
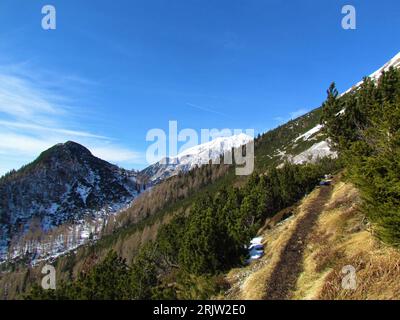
(0, 107, 335, 299)
(0, 142, 141, 263)
(1, 52, 399, 300)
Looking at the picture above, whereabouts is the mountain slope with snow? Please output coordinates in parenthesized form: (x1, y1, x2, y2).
(343, 52, 400, 95)
(1, 51, 399, 268)
(277, 51, 400, 166)
(0, 141, 140, 262)
(140, 133, 253, 184)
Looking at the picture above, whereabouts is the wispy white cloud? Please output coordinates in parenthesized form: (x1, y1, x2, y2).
(0, 133, 55, 156)
(0, 120, 109, 140)
(186, 102, 229, 117)
(0, 63, 143, 175)
(0, 73, 62, 120)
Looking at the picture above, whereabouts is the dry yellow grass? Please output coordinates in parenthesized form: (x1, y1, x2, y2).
(225, 189, 322, 300)
(224, 178, 400, 300)
(293, 181, 400, 300)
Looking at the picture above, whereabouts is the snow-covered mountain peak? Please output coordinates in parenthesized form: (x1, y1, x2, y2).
(368, 51, 400, 81)
(141, 133, 253, 184)
(176, 133, 252, 158)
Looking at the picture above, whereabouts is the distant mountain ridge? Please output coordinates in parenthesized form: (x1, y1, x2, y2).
(140, 133, 253, 184)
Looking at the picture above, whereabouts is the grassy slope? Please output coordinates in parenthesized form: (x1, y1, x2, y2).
(224, 175, 400, 300)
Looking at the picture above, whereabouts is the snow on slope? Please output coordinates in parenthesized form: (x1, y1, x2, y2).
(247, 236, 264, 263)
(0, 141, 140, 264)
(290, 140, 337, 165)
(294, 124, 323, 142)
(0, 201, 133, 265)
(285, 52, 400, 166)
(173, 133, 252, 166)
(277, 122, 337, 168)
(369, 52, 400, 80)
(342, 51, 400, 96)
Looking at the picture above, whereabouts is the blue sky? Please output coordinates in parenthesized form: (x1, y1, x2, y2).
(0, 0, 399, 174)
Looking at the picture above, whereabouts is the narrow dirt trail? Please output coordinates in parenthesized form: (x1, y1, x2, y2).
(263, 185, 333, 300)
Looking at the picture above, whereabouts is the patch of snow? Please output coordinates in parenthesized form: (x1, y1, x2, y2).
(0, 198, 134, 265)
(275, 149, 286, 158)
(291, 140, 337, 165)
(294, 124, 323, 142)
(249, 236, 263, 248)
(246, 236, 264, 263)
(336, 109, 345, 116)
(76, 184, 91, 205)
(342, 51, 400, 96)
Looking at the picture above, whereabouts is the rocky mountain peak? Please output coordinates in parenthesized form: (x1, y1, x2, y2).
(0, 141, 140, 262)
